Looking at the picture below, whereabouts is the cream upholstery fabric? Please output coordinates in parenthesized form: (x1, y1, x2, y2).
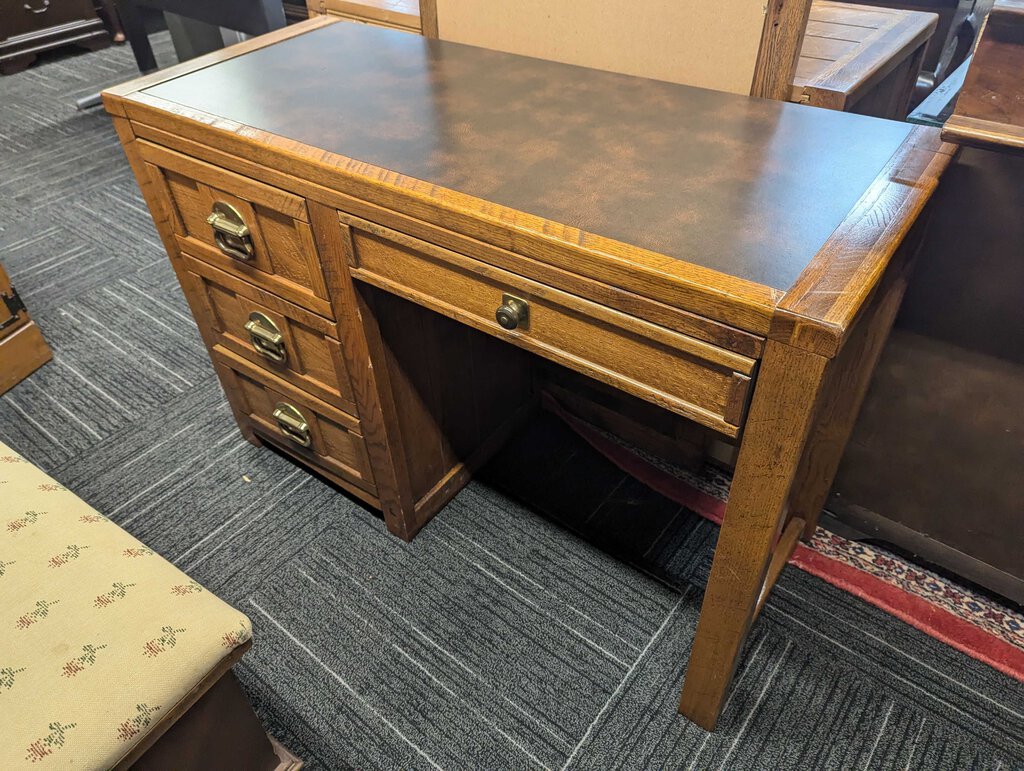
(0, 441, 252, 769)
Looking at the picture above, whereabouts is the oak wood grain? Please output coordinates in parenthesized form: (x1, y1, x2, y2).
(752, 0, 815, 100)
(182, 255, 358, 413)
(678, 340, 829, 730)
(345, 215, 755, 436)
(308, 201, 417, 538)
(773, 125, 956, 357)
(215, 345, 377, 495)
(126, 122, 768, 359)
(787, 218, 923, 538)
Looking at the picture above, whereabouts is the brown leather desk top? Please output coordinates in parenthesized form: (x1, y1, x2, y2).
(144, 21, 912, 291)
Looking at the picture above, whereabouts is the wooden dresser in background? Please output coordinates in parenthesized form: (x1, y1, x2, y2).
(0, 0, 109, 74)
(793, 1, 937, 118)
(0, 262, 51, 395)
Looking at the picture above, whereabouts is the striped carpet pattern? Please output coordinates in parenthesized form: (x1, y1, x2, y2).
(1, 39, 1022, 770)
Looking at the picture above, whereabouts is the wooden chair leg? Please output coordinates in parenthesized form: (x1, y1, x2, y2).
(678, 340, 828, 731)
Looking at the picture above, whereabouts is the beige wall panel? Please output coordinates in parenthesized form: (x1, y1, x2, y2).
(434, 0, 766, 94)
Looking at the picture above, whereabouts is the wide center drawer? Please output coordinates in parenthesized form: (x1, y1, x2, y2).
(342, 215, 757, 436)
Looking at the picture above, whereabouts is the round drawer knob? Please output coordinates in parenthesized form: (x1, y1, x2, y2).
(495, 294, 529, 331)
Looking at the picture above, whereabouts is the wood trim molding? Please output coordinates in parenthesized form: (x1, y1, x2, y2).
(943, 115, 1024, 153)
(773, 125, 956, 357)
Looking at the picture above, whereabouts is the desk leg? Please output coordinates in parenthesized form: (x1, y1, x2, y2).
(678, 340, 827, 731)
(787, 257, 913, 540)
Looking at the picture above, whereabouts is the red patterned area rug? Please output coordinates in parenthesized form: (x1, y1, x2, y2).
(546, 397, 1024, 684)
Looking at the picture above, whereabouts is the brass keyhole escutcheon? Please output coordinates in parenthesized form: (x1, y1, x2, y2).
(272, 402, 312, 447)
(207, 201, 255, 261)
(495, 293, 529, 331)
(245, 312, 286, 363)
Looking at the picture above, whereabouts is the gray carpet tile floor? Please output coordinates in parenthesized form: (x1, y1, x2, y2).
(1, 37, 1023, 771)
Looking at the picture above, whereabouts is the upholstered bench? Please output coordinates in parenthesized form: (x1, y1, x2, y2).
(0, 440, 297, 770)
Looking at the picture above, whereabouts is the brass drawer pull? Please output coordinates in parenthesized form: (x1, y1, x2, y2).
(495, 293, 529, 331)
(272, 402, 311, 447)
(244, 311, 286, 363)
(207, 201, 255, 261)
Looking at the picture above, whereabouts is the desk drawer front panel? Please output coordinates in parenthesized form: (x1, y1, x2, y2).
(345, 222, 756, 435)
(138, 141, 332, 317)
(183, 255, 357, 414)
(214, 347, 375, 495)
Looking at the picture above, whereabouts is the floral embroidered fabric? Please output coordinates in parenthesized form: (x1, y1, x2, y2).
(0, 441, 252, 768)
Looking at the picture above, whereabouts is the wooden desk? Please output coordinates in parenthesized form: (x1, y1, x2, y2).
(103, 18, 953, 730)
(793, 1, 937, 117)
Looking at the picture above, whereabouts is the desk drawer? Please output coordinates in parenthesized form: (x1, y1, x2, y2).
(138, 141, 333, 318)
(183, 254, 357, 414)
(344, 218, 756, 436)
(214, 347, 375, 495)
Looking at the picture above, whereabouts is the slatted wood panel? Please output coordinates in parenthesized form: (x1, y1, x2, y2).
(792, 1, 936, 115)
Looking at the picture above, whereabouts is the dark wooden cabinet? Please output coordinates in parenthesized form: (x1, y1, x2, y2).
(830, 146, 1024, 605)
(0, 0, 109, 74)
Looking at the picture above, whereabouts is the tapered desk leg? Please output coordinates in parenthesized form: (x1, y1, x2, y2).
(678, 340, 828, 731)
(787, 247, 917, 540)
